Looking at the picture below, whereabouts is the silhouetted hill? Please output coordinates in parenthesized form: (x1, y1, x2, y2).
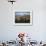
(15, 15, 30, 23)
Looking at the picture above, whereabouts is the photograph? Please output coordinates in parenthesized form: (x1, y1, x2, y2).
(15, 12, 30, 23)
(15, 11, 32, 26)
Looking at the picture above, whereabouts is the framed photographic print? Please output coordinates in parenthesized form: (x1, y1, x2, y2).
(14, 10, 33, 26)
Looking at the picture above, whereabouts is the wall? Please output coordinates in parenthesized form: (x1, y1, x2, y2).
(0, 0, 46, 42)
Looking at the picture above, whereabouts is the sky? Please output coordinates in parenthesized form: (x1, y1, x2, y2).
(15, 12, 30, 16)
